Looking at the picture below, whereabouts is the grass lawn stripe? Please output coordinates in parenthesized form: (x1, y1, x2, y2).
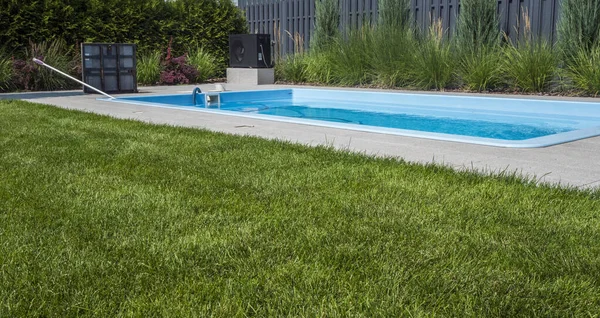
(1, 100, 599, 316)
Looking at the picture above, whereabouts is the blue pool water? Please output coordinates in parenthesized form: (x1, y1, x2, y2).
(222, 100, 571, 141)
(107, 88, 600, 148)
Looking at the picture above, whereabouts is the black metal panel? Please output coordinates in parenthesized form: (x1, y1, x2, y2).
(229, 34, 273, 68)
(81, 43, 137, 94)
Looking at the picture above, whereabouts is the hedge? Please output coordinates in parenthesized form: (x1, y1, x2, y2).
(0, 0, 247, 64)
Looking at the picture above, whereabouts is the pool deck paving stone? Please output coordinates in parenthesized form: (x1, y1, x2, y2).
(4, 84, 600, 190)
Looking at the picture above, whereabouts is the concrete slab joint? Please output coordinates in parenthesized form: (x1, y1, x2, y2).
(227, 68, 274, 85)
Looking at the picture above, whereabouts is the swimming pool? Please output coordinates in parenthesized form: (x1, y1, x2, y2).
(107, 88, 600, 148)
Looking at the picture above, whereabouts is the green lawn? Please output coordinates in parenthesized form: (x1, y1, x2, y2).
(1, 100, 599, 317)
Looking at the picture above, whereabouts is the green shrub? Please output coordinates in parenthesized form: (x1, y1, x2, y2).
(410, 22, 454, 90)
(566, 44, 600, 96)
(0, 50, 12, 91)
(557, 0, 600, 62)
(457, 47, 502, 91)
(0, 0, 246, 68)
(275, 54, 307, 83)
(187, 47, 218, 83)
(502, 40, 558, 92)
(159, 54, 198, 85)
(137, 51, 162, 85)
(313, 0, 340, 51)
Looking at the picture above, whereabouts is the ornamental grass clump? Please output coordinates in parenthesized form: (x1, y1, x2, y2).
(454, 0, 502, 91)
(566, 44, 600, 96)
(378, 0, 411, 31)
(457, 47, 502, 91)
(557, 0, 600, 95)
(454, 0, 500, 52)
(303, 50, 335, 84)
(557, 0, 600, 63)
(313, 0, 340, 52)
(0, 49, 12, 91)
(371, 26, 416, 88)
(327, 27, 375, 86)
(369, 0, 414, 87)
(502, 40, 557, 93)
(187, 47, 219, 83)
(275, 31, 308, 83)
(275, 53, 307, 83)
(14, 40, 74, 91)
(411, 20, 455, 90)
(137, 51, 161, 85)
(502, 14, 558, 93)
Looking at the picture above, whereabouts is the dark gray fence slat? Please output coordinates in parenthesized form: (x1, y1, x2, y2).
(281, 0, 288, 55)
(239, 0, 561, 57)
(304, 0, 310, 50)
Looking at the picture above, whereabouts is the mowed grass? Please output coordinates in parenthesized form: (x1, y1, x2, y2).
(1, 100, 599, 317)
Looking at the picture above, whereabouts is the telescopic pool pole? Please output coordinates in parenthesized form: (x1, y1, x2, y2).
(32, 58, 115, 99)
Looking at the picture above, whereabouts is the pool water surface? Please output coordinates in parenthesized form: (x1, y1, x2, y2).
(107, 88, 600, 148)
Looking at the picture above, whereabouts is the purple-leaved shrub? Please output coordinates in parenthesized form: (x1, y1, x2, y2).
(159, 55, 198, 85)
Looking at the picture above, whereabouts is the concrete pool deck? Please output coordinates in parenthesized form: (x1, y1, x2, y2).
(4, 84, 600, 190)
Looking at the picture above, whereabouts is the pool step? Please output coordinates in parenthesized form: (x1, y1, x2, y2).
(205, 91, 221, 108)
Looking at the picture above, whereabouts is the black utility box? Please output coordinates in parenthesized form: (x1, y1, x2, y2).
(81, 43, 137, 94)
(229, 34, 272, 68)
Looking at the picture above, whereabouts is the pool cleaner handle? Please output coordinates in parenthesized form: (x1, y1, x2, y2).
(32, 58, 115, 100)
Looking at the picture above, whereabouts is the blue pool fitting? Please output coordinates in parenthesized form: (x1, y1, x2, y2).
(192, 87, 202, 105)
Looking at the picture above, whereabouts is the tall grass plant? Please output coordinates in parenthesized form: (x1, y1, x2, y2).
(457, 47, 502, 91)
(187, 47, 219, 82)
(557, 0, 600, 62)
(304, 50, 335, 84)
(275, 53, 307, 83)
(566, 44, 600, 96)
(327, 27, 374, 86)
(378, 0, 411, 31)
(137, 51, 162, 85)
(454, 0, 500, 53)
(371, 26, 416, 87)
(502, 14, 558, 93)
(25, 40, 73, 91)
(454, 0, 501, 91)
(313, 0, 340, 51)
(0, 49, 12, 91)
(411, 21, 454, 90)
(502, 40, 557, 92)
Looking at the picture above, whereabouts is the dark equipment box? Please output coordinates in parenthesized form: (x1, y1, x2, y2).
(229, 34, 272, 68)
(81, 43, 137, 94)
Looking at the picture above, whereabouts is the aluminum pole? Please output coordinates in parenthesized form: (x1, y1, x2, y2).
(32, 58, 116, 99)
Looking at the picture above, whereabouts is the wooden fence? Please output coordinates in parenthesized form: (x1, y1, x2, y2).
(237, 0, 562, 57)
